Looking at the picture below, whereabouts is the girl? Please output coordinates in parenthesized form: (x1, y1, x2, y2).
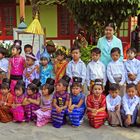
(121, 84, 139, 127)
(40, 51, 54, 86)
(54, 47, 68, 83)
(67, 77, 86, 127)
(35, 78, 55, 127)
(106, 84, 122, 127)
(86, 79, 107, 128)
(23, 53, 39, 88)
(8, 40, 25, 94)
(0, 79, 14, 122)
(11, 81, 25, 122)
(52, 75, 70, 128)
(23, 79, 41, 122)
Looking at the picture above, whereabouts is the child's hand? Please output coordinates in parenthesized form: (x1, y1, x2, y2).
(41, 107, 48, 112)
(128, 73, 136, 81)
(68, 105, 75, 112)
(0, 101, 4, 106)
(115, 105, 119, 111)
(12, 104, 16, 108)
(56, 107, 62, 113)
(27, 98, 32, 103)
(125, 115, 131, 125)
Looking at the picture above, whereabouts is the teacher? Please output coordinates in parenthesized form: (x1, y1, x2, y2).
(97, 22, 123, 66)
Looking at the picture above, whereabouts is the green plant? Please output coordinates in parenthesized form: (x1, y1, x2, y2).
(80, 45, 96, 64)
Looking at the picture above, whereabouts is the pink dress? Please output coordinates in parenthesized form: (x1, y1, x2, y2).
(34, 95, 52, 127)
(9, 56, 25, 94)
(11, 94, 25, 122)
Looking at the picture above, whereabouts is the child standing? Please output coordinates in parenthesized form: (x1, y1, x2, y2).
(11, 81, 25, 122)
(107, 47, 126, 96)
(121, 84, 139, 127)
(23, 79, 41, 122)
(54, 47, 68, 83)
(52, 75, 70, 128)
(106, 84, 122, 127)
(23, 53, 39, 88)
(124, 48, 140, 96)
(40, 51, 54, 86)
(0, 79, 14, 122)
(86, 79, 107, 128)
(8, 40, 25, 94)
(0, 47, 8, 88)
(35, 78, 55, 127)
(67, 77, 86, 127)
(86, 48, 106, 90)
(66, 46, 86, 85)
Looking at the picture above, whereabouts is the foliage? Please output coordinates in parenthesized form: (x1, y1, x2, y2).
(80, 45, 96, 64)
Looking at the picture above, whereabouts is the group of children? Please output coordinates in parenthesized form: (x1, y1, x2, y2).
(0, 39, 140, 129)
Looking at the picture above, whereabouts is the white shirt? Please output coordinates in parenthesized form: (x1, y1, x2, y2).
(0, 58, 9, 72)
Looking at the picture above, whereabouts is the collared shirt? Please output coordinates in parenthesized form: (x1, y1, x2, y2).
(124, 58, 140, 85)
(122, 94, 139, 115)
(86, 60, 106, 86)
(66, 59, 86, 85)
(0, 58, 8, 72)
(107, 60, 126, 84)
(97, 35, 123, 67)
(106, 94, 121, 112)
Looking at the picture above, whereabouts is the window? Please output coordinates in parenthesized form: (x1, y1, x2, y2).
(0, 2, 16, 40)
(58, 5, 78, 39)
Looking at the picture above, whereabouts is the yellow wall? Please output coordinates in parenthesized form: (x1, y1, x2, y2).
(16, 5, 57, 38)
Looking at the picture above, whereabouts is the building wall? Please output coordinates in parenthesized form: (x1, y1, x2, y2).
(16, 5, 57, 38)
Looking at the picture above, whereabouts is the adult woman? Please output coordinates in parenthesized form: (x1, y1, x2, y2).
(97, 22, 123, 66)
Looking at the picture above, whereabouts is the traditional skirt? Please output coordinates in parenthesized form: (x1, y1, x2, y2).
(0, 106, 12, 123)
(52, 107, 66, 128)
(67, 108, 85, 126)
(34, 109, 51, 127)
(121, 107, 138, 126)
(24, 104, 40, 122)
(11, 106, 24, 122)
(108, 110, 122, 126)
(87, 111, 107, 128)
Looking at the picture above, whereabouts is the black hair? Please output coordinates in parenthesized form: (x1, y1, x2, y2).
(71, 82, 82, 89)
(55, 47, 67, 58)
(93, 79, 103, 88)
(1, 82, 9, 90)
(126, 83, 136, 90)
(105, 22, 115, 30)
(0, 47, 7, 56)
(41, 84, 54, 95)
(14, 83, 25, 94)
(111, 47, 121, 55)
(91, 48, 101, 54)
(58, 79, 69, 88)
(109, 83, 120, 91)
(71, 46, 80, 53)
(27, 83, 38, 93)
(12, 45, 22, 54)
(126, 47, 137, 54)
(78, 30, 85, 37)
(24, 44, 33, 50)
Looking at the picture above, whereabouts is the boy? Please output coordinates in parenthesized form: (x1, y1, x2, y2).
(107, 47, 126, 96)
(86, 48, 106, 90)
(124, 48, 140, 96)
(121, 84, 139, 127)
(0, 47, 8, 87)
(66, 46, 86, 85)
(106, 84, 122, 127)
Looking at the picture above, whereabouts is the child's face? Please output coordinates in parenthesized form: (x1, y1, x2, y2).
(12, 48, 19, 56)
(42, 86, 49, 96)
(56, 83, 66, 93)
(71, 86, 81, 96)
(111, 51, 120, 61)
(15, 88, 23, 97)
(24, 48, 32, 54)
(127, 51, 136, 60)
(91, 52, 100, 62)
(1, 88, 9, 95)
(27, 88, 34, 96)
(71, 49, 80, 61)
(0, 53, 4, 60)
(127, 87, 136, 98)
(56, 54, 64, 61)
(40, 58, 48, 66)
(92, 85, 103, 97)
(26, 57, 34, 66)
(109, 90, 119, 98)
(105, 26, 114, 39)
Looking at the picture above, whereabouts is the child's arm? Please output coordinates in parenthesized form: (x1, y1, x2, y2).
(68, 98, 72, 108)
(22, 98, 30, 106)
(86, 64, 91, 88)
(129, 97, 139, 114)
(106, 96, 115, 111)
(86, 95, 95, 112)
(28, 97, 41, 105)
(119, 63, 126, 85)
(97, 95, 106, 113)
(122, 96, 131, 115)
(81, 63, 86, 85)
(52, 98, 60, 109)
(61, 94, 70, 110)
(5, 93, 13, 107)
(7, 61, 11, 79)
